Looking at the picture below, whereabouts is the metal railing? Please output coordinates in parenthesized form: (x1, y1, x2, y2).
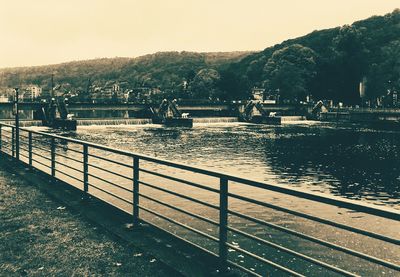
(0, 122, 399, 276)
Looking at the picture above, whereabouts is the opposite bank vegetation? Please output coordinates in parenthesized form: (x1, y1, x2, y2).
(0, 9, 399, 106)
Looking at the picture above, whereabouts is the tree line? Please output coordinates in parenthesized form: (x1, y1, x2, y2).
(0, 9, 399, 105)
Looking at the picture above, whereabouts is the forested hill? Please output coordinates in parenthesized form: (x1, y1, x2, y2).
(225, 9, 400, 104)
(0, 51, 251, 90)
(1, 9, 399, 105)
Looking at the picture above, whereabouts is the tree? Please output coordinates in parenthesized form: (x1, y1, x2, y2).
(190, 68, 221, 99)
(246, 56, 267, 85)
(263, 44, 317, 102)
(366, 40, 400, 103)
(332, 25, 369, 104)
(217, 70, 250, 101)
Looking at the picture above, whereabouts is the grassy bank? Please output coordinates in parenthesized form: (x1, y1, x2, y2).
(0, 168, 174, 276)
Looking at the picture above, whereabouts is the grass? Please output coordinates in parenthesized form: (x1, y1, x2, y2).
(0, 168, 174, 276)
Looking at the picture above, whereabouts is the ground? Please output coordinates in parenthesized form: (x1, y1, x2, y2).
(0, 167, 175, 277)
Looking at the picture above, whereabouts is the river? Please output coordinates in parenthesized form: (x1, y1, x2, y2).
(68, 120, 400, 208)
(22, 120, 400, 276)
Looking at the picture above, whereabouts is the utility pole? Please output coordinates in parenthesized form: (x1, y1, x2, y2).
(51, 73, 54, 98)
(14, 87, 20, 161)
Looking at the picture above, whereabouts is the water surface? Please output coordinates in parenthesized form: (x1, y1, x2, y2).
(70, 121, 400, 208)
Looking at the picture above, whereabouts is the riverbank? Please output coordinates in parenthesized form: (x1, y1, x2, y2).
(0, 164, 175, 276)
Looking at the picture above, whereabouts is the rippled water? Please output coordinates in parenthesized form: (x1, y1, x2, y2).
(67, 121, 400, 208)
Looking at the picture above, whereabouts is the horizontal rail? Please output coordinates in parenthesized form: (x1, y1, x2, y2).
(139, 192, 219, 226)
(88, 152, 132, 169)
(226, 260, 261, 277)
(54, 151, 83, 163)
(226, 242, 305, 277)
(0, 128, 13, 133)
(0, 139, 12, 145)
(31, 151, 52, 161)
(88, 182, 132, 205)
(55, 159, 84, 174)
(1, 134, 12, 139)
(87, 172, 132, 193)
(31, 158, 51, 169)
(141, 219, 222, 265)
(17, 132, 29, 138)
(58, 145, 83, 154)
(19, 152, 29, 159)
(31, 144, 52, 153)
(227, 209, 400, 271)
(18, 140, 30, 147)
(140, 167, 220, 193)
(139, 204, 219, 243)
(228, 193, 400, 245)
(89, 162, 133, 181)
(18, 146, 29, 153)
(55, 169, 83, 183)
(227, 226, 358, 276)
(138, 180, 220, 210)
(30, 136, 52, 145)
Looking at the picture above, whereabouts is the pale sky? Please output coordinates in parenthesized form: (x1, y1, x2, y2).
(0, 0, 398, 68)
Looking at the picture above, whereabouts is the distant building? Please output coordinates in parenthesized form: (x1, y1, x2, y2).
(251, 87, 265, 101)
(92, 81, 128, 103)
(23, 85, 42, 101)
(252, 87, 278, 104)
(0, 95, 9, 103)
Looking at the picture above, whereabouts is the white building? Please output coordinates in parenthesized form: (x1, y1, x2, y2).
(23, 85, 42, 101)
(29, 85, 42, 98)
(0, 95, 9, 102)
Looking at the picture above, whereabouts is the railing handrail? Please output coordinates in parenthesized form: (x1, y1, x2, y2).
(1, 122, 399, 221)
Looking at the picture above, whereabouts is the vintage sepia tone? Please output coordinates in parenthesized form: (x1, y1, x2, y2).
(0, 1, 399, 276)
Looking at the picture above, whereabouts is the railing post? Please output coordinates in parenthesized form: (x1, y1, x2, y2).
(15, 125, 19, 162)
(133, 156, 140, 226)
(15, 87, 20, 161)
(28, 132, 32, 167)
(83, 145, 88, 195)
(51, 137, 56, 177)
(219, 177, 229, 273)
(11, 126, 15, 157)
(0, 124, 2, 152)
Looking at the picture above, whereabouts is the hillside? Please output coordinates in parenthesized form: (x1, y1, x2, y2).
(1, 9, 399, 104)
(226, 9, 400, 104)
(0, 51, 251, 91)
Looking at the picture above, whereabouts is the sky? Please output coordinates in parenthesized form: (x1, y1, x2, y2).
(0, 0, 399, 68)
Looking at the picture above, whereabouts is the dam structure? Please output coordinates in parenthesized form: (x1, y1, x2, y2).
(0, 101, 304, 127)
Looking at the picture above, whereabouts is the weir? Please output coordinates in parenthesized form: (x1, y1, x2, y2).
(0, 122, 399, 276)
(0, 117, 239, 127)
(77, 118, 153, 126)
(192, 117, 238, 124)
